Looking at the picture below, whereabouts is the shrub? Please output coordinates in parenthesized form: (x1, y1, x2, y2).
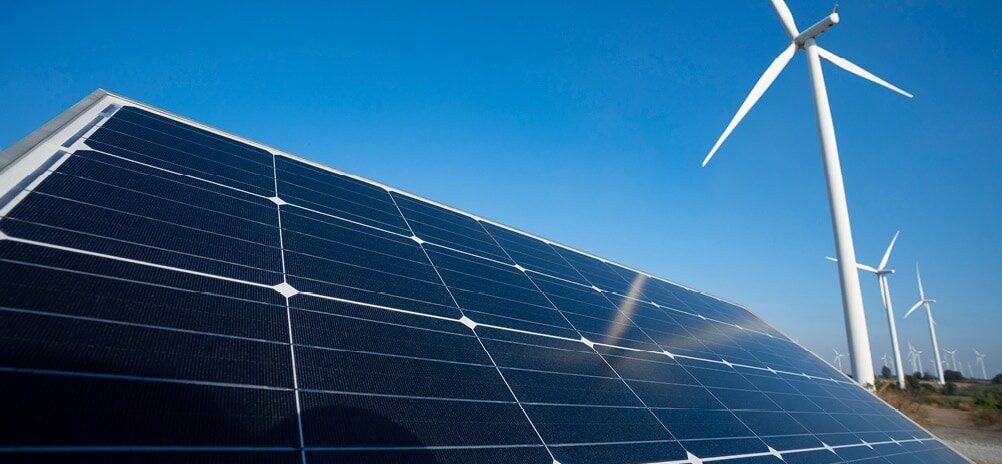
(972, 409, 1002, 427)
(944, 382, 958, 396)
(973, 397, 999, 410)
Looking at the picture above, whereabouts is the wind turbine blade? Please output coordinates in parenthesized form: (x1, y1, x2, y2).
(916, 263, 925, 300)
(815, 46, 913, 98)
(904, 301, 923, 318)
(770, 0, 799, 40)
(856, 263, 879, 273)
(879, 230, 900, 270)
(824, 256, 877, 273)
(702, 44, 796, 167)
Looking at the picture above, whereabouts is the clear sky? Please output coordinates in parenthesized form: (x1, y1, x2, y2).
(4, 1, 1000, 377)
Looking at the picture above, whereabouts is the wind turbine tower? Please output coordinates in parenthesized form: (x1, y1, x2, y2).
(702, 0, 912, 387)
(975, 350, 988, 380)
(828, 231, 906, 388)
(905, 264, 944, 384)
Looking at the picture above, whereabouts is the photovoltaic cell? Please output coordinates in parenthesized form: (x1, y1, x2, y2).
(0, 97, 970, 464)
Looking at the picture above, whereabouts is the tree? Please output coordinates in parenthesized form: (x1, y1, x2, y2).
(881, 366, 893, 379)
(993, 373, 1002, 385)
(944, 369, 964, 382)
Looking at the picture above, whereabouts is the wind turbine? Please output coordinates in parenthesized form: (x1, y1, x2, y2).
(906, 342, 917, 374)
(945, 349, 958, 373)
(828, 231, 905, 388)
(881, 353, 889, 368)
(832, 348, 846, 373)
(905, 264, 944, 384)
(701, 0, 912, 387)
(975, 349, 988, 380)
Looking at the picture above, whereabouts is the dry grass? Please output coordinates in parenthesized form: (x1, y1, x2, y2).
(877, 383, 931, 425)
(972, 409, 1002, 428)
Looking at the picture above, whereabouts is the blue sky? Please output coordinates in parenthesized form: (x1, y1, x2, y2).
(4, 1, 1000, 377)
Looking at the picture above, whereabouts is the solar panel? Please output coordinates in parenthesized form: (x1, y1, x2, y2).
(0, 90, 970, 464)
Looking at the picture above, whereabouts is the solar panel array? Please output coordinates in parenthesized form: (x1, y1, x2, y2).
(0, 99, 969, 464)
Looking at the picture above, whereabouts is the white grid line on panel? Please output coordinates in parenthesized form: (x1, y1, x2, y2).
(385, 189, 560, 463)
(0, 93, 965, 462)
(273, 154, 308, 464)
(478, 218, 694, 456)
(0, 436, 940, 461)
(0, 233, 855, 387)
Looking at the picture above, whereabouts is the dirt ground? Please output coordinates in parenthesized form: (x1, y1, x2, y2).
(924, 406, 1002, 464)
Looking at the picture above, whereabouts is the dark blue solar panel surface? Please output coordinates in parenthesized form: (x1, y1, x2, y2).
(0, 103, 969, 464)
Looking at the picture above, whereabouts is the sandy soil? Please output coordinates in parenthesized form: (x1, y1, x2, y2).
(924, 407, 1002, 464)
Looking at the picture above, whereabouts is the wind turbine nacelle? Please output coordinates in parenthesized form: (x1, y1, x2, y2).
(795, 13, 840, 47)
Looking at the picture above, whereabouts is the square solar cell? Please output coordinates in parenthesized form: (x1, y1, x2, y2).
(275, 156, 412, 235)
(281, 205, 460, 318)
(86, 108, 276, 197)
(392, 193, 514, 263)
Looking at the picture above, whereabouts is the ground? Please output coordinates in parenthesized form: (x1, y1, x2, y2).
(876, 379, 1002, 463)
(926, 407, 1002, 464)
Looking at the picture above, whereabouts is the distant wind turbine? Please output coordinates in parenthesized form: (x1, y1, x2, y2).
(974, 349, 988, 380)
(701, 0, 912, 387)
(881, 353, 889, 369)
(907, 342, 917, 373)
(828, 231, 905, 388)
(945, 349, 958, 373)
(832, 348, 847, 373)
(913, 347, 923, 375)
(905, 264, 944, 384)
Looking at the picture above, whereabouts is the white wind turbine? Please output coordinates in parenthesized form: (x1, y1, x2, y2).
(905, 342, 916, 373)
(832, 348, 847, 373)
(881, 353, 889, 368)
(941, 348, 957, 374)
(702, 1, 912, 387)
(974, 349, 988, 380)
(828, 231, 905, 388)
(909, 345, 923, 376)
(945, 349, 958, 373)
(905, 264, 944, 384)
